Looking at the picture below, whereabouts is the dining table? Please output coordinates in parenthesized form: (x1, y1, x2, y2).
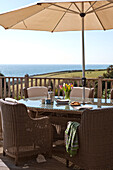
(19, 97, 113, 123)
(19, 96, 113, 141)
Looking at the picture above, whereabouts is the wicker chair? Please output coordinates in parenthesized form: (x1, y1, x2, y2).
(70, 87, 94, 98)
(54, 107, 113, 170)
(0, 99, 52, 165)
(23, 86, 49, 118)
(23, 86, 48, 98)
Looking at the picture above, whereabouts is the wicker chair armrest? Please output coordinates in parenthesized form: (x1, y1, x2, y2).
(28, 116, 52, 137)
(29, 116, 51, 126)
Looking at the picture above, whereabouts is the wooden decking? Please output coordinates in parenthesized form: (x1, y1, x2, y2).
(0, 140, 80, 170)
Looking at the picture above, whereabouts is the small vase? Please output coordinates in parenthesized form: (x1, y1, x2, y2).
(65, 91, 70, 99)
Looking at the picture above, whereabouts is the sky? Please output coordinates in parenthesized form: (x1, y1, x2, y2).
(0, 0, 113, 65)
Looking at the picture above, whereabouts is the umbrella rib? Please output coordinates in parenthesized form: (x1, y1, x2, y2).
(47, 7, 75, 14)
(89, 2, 105, 30)
(23, 21, 27, 29)
(85, 1, 97, 14)
(51, 3, 79, 14)
(73, 3, 81, 13)
(51, 3, 73, 32)
(87, 2, 111, 14)
(6, 4, 52, 29)
(91, 4, 113, 13)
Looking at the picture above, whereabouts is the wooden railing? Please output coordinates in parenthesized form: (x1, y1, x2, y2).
(0, 74, 113, 99)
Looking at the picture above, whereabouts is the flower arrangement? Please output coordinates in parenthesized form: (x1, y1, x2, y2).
(59, 83, 73, 99)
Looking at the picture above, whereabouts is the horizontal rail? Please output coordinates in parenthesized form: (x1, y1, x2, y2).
(0, 75, 112, 99)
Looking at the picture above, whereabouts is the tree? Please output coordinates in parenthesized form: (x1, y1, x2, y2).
(0, 73, 8, 97)
(102, 65, 113, 98)
(103, 65, 113, 78)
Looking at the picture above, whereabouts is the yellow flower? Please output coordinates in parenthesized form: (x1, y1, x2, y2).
(68, 87, 70, 90)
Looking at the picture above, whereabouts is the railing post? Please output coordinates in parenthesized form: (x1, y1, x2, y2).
(0, 78, 2, 98)
(98, 76, 102, 98)
(25, 74, 29, 89)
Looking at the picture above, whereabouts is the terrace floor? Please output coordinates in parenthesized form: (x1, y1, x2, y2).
(0, 140, 80, 170)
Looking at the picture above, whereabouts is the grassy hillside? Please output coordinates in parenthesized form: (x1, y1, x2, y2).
(33, 69, 107, 78)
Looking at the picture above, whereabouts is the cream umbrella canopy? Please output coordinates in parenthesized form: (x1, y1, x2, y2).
(0, 0, 113, 102)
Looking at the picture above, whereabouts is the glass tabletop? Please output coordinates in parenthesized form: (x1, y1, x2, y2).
(19, 97, 113, 112)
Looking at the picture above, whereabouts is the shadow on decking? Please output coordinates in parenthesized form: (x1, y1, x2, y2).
(0, 139, 82, 170)
(0, 154, 70, 170)
(0, 140, 80, 170)
(0, 153, 78, 170)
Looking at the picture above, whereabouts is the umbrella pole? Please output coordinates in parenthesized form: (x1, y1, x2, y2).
(81, 3, 86, 104)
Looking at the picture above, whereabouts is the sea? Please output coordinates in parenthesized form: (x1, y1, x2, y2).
(0, 64, 110, 77)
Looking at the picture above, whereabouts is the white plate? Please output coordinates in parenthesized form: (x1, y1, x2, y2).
(56, 99, 69, 105)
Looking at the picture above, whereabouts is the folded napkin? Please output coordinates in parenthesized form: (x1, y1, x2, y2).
(74, 105, 93, 110)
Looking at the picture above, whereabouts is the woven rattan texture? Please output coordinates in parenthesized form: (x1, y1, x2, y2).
(0, 99, 52, 165)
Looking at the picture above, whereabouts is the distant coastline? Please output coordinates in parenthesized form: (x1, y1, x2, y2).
(0, 64, 109, 77)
